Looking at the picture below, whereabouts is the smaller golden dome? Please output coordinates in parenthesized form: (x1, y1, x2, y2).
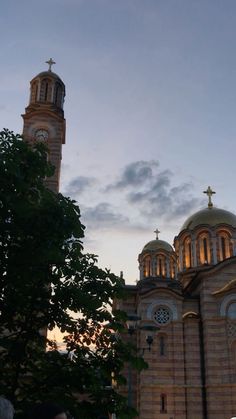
(142, 239, 173, 253)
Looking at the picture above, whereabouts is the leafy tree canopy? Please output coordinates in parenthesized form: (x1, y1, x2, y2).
(0, 130, 146, 419)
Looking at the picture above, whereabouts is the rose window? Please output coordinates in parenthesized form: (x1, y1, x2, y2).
(153, 307, 171, 325)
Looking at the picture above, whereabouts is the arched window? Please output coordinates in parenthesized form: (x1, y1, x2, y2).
(198, 233, 211, 264)
(30, 81, 38, 103)
(170, 257, 175, 279)
(157, 255, 166, 277)
(54, 83, 63, 107)
(143, 256, 151, 277)
(44, 82, 48, 101)
(184, 237, 192, 268)
(159, 335, 167, 356)
(218, 231, 231, 261)
(40, 78, 52, 102)
(160, 394, 167, 413)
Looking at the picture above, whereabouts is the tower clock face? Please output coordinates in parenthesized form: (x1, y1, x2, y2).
(35, 129, 49, 142)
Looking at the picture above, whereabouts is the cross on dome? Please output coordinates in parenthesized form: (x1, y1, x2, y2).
(154, 228, 160, 239)
(45, 58, 56, 72)
(203, 186, 216, 208)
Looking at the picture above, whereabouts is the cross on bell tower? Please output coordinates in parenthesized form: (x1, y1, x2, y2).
(45, 58, 56, 72)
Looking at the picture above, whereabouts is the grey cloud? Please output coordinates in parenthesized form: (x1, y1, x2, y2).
(82, 202, 129, 228)
(65, 176, 97, 196)
(172, 197, 203, 218)
(64, 160, 203, 231)
(107, 160, 159, 190)
(125, 167, 202, 220)
(128, 170, 173, 205)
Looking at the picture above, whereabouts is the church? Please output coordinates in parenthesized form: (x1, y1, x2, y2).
(22, 63, 236, 419)
(115, 188, 236, 419)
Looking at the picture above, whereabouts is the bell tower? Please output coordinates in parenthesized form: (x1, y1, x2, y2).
(22, 59, 66, 193)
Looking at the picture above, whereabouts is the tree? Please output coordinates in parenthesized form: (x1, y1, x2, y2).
(0, 130, 146, 419)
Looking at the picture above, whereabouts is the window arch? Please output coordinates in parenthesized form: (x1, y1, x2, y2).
(160, 394, 167, 413)
(217, 231, 232, 261)
(40, 78, 52, 102)
(198, 232, 211, 264)
(157, 255, 166, 277)
(184, 236, 192, 268)
(159, 334, 167, 356)
(143, 256, 151, 277)
(30, 81, 39, 103)
(170, 257, 176, 279)
(54, 82, 63, 107)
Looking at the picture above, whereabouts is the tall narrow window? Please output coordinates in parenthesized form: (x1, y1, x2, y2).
(160, 336, 165, 356)
(159, 258, 162, 277)
(160, 394, 167, 413)
(55, 83, 62, 107)
(184, 237, 192, 268)
(199, 234, 210, 264)
(218, 233, 231, 261)
(44, 82, 48, 101)
(170, 258, 175, 279)
(30, 81, 38, 102)
(188, 242, 192, 265)
(157, 256, 166, 277)
(203, 238, 208, 262)
(221, 236, 226, 259)
(144, 257, 151, 277)
(35, 85, 38, 102)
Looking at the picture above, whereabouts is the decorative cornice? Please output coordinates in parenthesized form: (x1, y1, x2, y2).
(213, 278, 236, 296)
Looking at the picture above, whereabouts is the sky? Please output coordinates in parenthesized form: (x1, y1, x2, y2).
(1, 0, 236, 283)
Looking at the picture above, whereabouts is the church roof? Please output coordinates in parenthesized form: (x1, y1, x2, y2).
(180, 206, 236, 231)
(142, 239, 173, 253)
(32, 71, 64, 85)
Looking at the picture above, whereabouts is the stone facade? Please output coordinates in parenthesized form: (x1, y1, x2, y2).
(116, 203, 236, 419)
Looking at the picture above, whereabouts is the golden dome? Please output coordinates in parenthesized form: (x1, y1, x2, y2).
(181, 207, 236, 231)
(142, 239, 173, 253)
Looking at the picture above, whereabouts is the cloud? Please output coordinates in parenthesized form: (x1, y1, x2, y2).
(82, 202, 129, 228)
(107, 160, 159, 190)
(128, 174, 203, 220)
(106, 162, 203, 221)
(64, 160, 203, 233)
(64, 176, 97, 196)
(128, 169, 172, 204)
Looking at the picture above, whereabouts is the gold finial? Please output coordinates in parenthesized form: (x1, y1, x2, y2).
(45, 58, 56, 72)
(203, 186, 216, 208)
(154, 228, 160, 239)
